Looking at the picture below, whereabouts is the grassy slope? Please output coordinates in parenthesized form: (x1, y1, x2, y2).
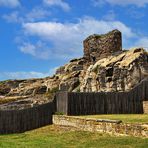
(0, 125, 148, 148)
(79, 114, 148, 123)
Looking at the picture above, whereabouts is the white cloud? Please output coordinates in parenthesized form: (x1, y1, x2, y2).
(135, 37, 148, 49)
(0, 0, 20, 8)
(21, 17, 136, 59)
(26, 8, 50, 22)
(127, 8, 145, 19)
(43, 0, 70, 11)
(0, 68, 57, 80)
(92, 0, 148, 7)
(20, 42, 36, 56)
(3, 8, 50, 23)
(2, 11, 22, 23)
(92, 0, 106, 7)
(0, 72, 48, 80)
(103, 10, 116, 21)
(23, 18, 135, 40)
(19, 41, 51, 60)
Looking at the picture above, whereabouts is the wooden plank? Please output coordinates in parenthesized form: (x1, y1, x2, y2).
(0, 101, 54, 134)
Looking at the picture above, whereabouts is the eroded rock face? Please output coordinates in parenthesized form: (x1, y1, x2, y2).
(0, 95, 51, 110)
(80, 48, 148, 92)
(0, 29, 148, 109)
(56, 58, 84, 92)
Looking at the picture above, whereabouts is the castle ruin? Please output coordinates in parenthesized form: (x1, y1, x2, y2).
(83, 29, 122, 63)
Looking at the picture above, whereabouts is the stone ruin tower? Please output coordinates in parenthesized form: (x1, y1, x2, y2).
(83, 29, 122, 63)
(56, 29, 148, 92)
(80, 30, 148, 92)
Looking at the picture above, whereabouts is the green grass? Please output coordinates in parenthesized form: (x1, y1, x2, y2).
(0, 125, 148, 148)
(79, 114, 148, 123)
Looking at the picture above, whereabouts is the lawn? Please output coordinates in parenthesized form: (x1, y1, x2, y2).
(0, 125, 148, 148)
(79, 114, 148, 123)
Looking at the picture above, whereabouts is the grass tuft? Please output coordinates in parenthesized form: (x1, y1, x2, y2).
(79, 114, 148, 123)
(0, 125, 148, 148)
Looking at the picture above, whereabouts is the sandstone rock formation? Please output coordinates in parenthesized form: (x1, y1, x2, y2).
(80, 48, 148, 92)
(0, 29, 148, 109)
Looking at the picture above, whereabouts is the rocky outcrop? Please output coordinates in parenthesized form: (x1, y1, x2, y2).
(80, 48, 148, 92)
(0, 29, 148, 109)
(0, 78, 57, 109)
(0, 95, 51, 110)
(56, 58, 84, 92)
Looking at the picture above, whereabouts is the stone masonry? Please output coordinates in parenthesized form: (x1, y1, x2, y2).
(53, 115, 148, 138)
(83, 29, 122, 64)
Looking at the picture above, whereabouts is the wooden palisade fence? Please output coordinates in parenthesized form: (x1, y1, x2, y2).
(56, 78, 148, 115)
(0, 78, 148, 134)
(0, 100, 55, 134)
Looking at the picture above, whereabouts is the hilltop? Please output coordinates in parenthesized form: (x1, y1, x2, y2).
(0, 30, 148, 110)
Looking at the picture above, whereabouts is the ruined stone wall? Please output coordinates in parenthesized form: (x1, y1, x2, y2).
(53, 115, 148, 137)
(83, 29, 122, 63)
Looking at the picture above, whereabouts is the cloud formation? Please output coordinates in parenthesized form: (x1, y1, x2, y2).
(3, 11, 22, 23)
(26, 7, 50, 22)
(0, 67, 57, 80)
(135, 37, 148, 49)
(43, 0, 70, 11)
(21, 17, 136, 60)
(92, 0, 148, 7)
(0, 71, 48, 80)
(19, 41, 51, 60)
(0, 0, 20, 8)
(3, 8, 50, 23)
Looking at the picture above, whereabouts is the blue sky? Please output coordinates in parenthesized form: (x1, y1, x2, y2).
(0, 0, 148, 80)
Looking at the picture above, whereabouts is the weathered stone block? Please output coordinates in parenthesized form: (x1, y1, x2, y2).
(143, 101, 148, 114)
